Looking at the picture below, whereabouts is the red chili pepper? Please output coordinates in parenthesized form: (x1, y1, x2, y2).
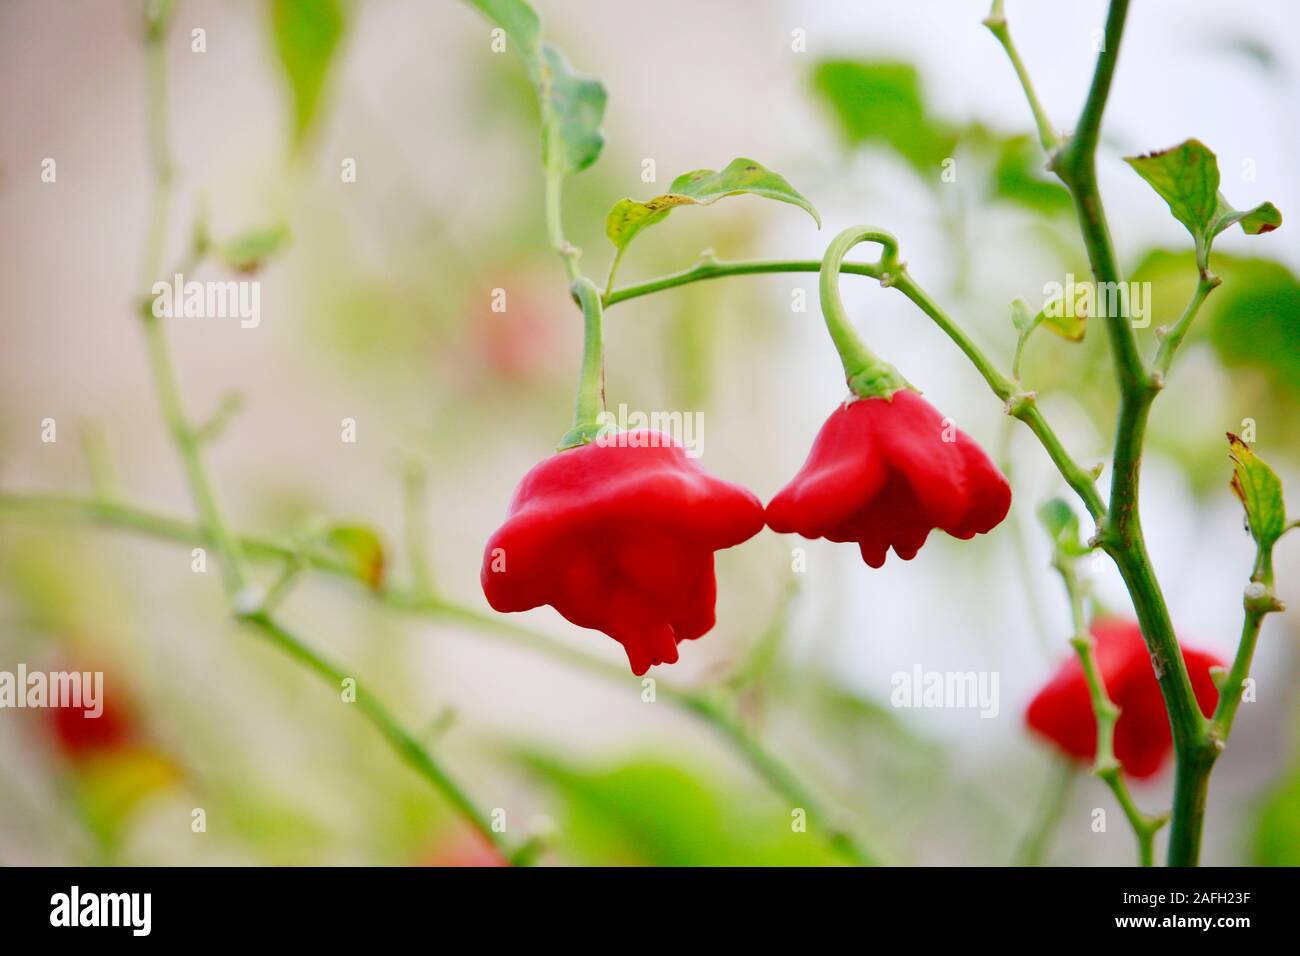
(481, 431, 765, 675)
(1025, 618, 1223, 779)
(48, 693, 134, 761)
(765, 391, 1011, 567)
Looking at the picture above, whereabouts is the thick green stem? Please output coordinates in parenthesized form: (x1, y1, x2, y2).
(557, 277, 607, 449)
(1051, 0, 1146, 393)
(818, 227, 911, 398)
(1010, 0, 1210, 864)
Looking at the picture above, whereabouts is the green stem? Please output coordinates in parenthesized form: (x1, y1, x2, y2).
(680, 694, 881, 866)
(602, 244, 628, 303)
(818, 227, 911, 398)
(1050, 0, 1146, 394)
(138, 4, 246, 600)
(557, 277, 606, 449)
(982, 1, 1061, 151)
(0, 490, 878, 866)
(891, 272, 1108, 520)
(241, 611, 520, 863)
(1013, 0, 1209, 864)
(545, 169, 580, 283)
(1055, 553, 1168, 866)
(609, 254, 1106, 521)
(132, 4, 519, 863)
(605, 256, 882, 307)
(1210, 545, 1282, 745)
(400, 459, 435, 598)
(1153, 274, 1221, 379)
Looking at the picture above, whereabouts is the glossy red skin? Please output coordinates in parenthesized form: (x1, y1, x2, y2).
(765, 391, 1012, 567)
(481, 431, 765, 676)
(1025, 618, 1223, 779)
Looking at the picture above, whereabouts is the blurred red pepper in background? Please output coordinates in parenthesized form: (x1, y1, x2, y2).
(1026, 618, 1223, 779)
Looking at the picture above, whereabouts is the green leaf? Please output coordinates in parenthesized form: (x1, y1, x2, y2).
(524, 754, 843, 866)
(810, 59, 955, 177)
(219, 225, 289, 272)
(1041, 302, 1086, 342)
(1011, 294, 1084, 380)
(465, 0, 606, 175)
(990, 134, 1072, 214)
(1211, 196, 1282, 238)
(539, 44, 606, 175)
(316, 524, 386, 590)
(1252, 766, 1300, 866)
(468, 0, 541, 65)
(1227, 434, 1286, 550)
(1125, 139, 1281, 264)
(605, 158, 820, 252)
(1037, 498, 1088, 555)
(1207, 257, 1300, 396)
(270, 0, 345, 146)
(1125, 139, 1221, 240)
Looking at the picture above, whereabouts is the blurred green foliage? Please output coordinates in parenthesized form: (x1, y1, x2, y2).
(270, 0, 345, 148)
(1252, 765, 1300, 866)
(526, 755, 844, 865)
(811, 60, 955, 176)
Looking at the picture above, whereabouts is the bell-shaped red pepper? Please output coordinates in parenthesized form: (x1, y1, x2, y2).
(1025, 618, 1223, 779)
(481, 431, 764, 675)
(766, 390, 1011, 566)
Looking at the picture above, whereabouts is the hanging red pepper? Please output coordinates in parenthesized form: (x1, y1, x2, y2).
(767, 390, 1011, 566)
(481, 432, 764, 675)
(766, 226, 1011, 565)
(481, 280, 762, 675)
(1026, 618, 1223, 779)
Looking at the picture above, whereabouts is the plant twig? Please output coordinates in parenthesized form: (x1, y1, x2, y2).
(1210, 539, 1285, 747)
(607, 255, 1107, 521)
(1053, 553, 1168, 866)
(988, 0, 1213, 865)
(132, 3, 520, 864)
(0, 489, 879, 866)
(982, 1, 1061, 152)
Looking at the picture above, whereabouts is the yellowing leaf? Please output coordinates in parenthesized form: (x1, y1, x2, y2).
(1227, 434, 1286, 549)
(318, 524, 386, 590)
